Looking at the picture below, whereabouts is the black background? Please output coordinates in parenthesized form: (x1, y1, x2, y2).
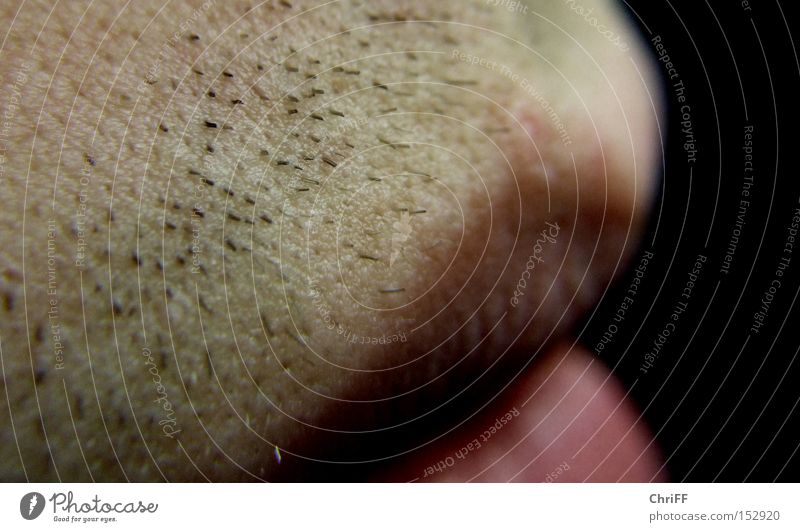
(583, 0, 800, 481)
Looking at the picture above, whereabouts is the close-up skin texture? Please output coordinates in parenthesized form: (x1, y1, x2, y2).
(0, 0, 662, 481)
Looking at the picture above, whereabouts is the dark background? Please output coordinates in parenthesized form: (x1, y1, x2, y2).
(582, 0, 800, 481)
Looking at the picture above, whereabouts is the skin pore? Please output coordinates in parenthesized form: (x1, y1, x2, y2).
(0, 0, 660, 480)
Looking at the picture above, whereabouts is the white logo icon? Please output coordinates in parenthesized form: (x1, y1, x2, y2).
(20, 492, 45, 520)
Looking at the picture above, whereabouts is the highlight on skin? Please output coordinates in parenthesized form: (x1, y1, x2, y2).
(0, 0, 662, 481)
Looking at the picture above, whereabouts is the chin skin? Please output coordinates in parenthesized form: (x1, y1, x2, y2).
(377, 342, 667, 482)
(0, 0, 661, 480)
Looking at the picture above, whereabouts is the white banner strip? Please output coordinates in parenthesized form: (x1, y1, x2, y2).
(2, 483, 797, 531)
